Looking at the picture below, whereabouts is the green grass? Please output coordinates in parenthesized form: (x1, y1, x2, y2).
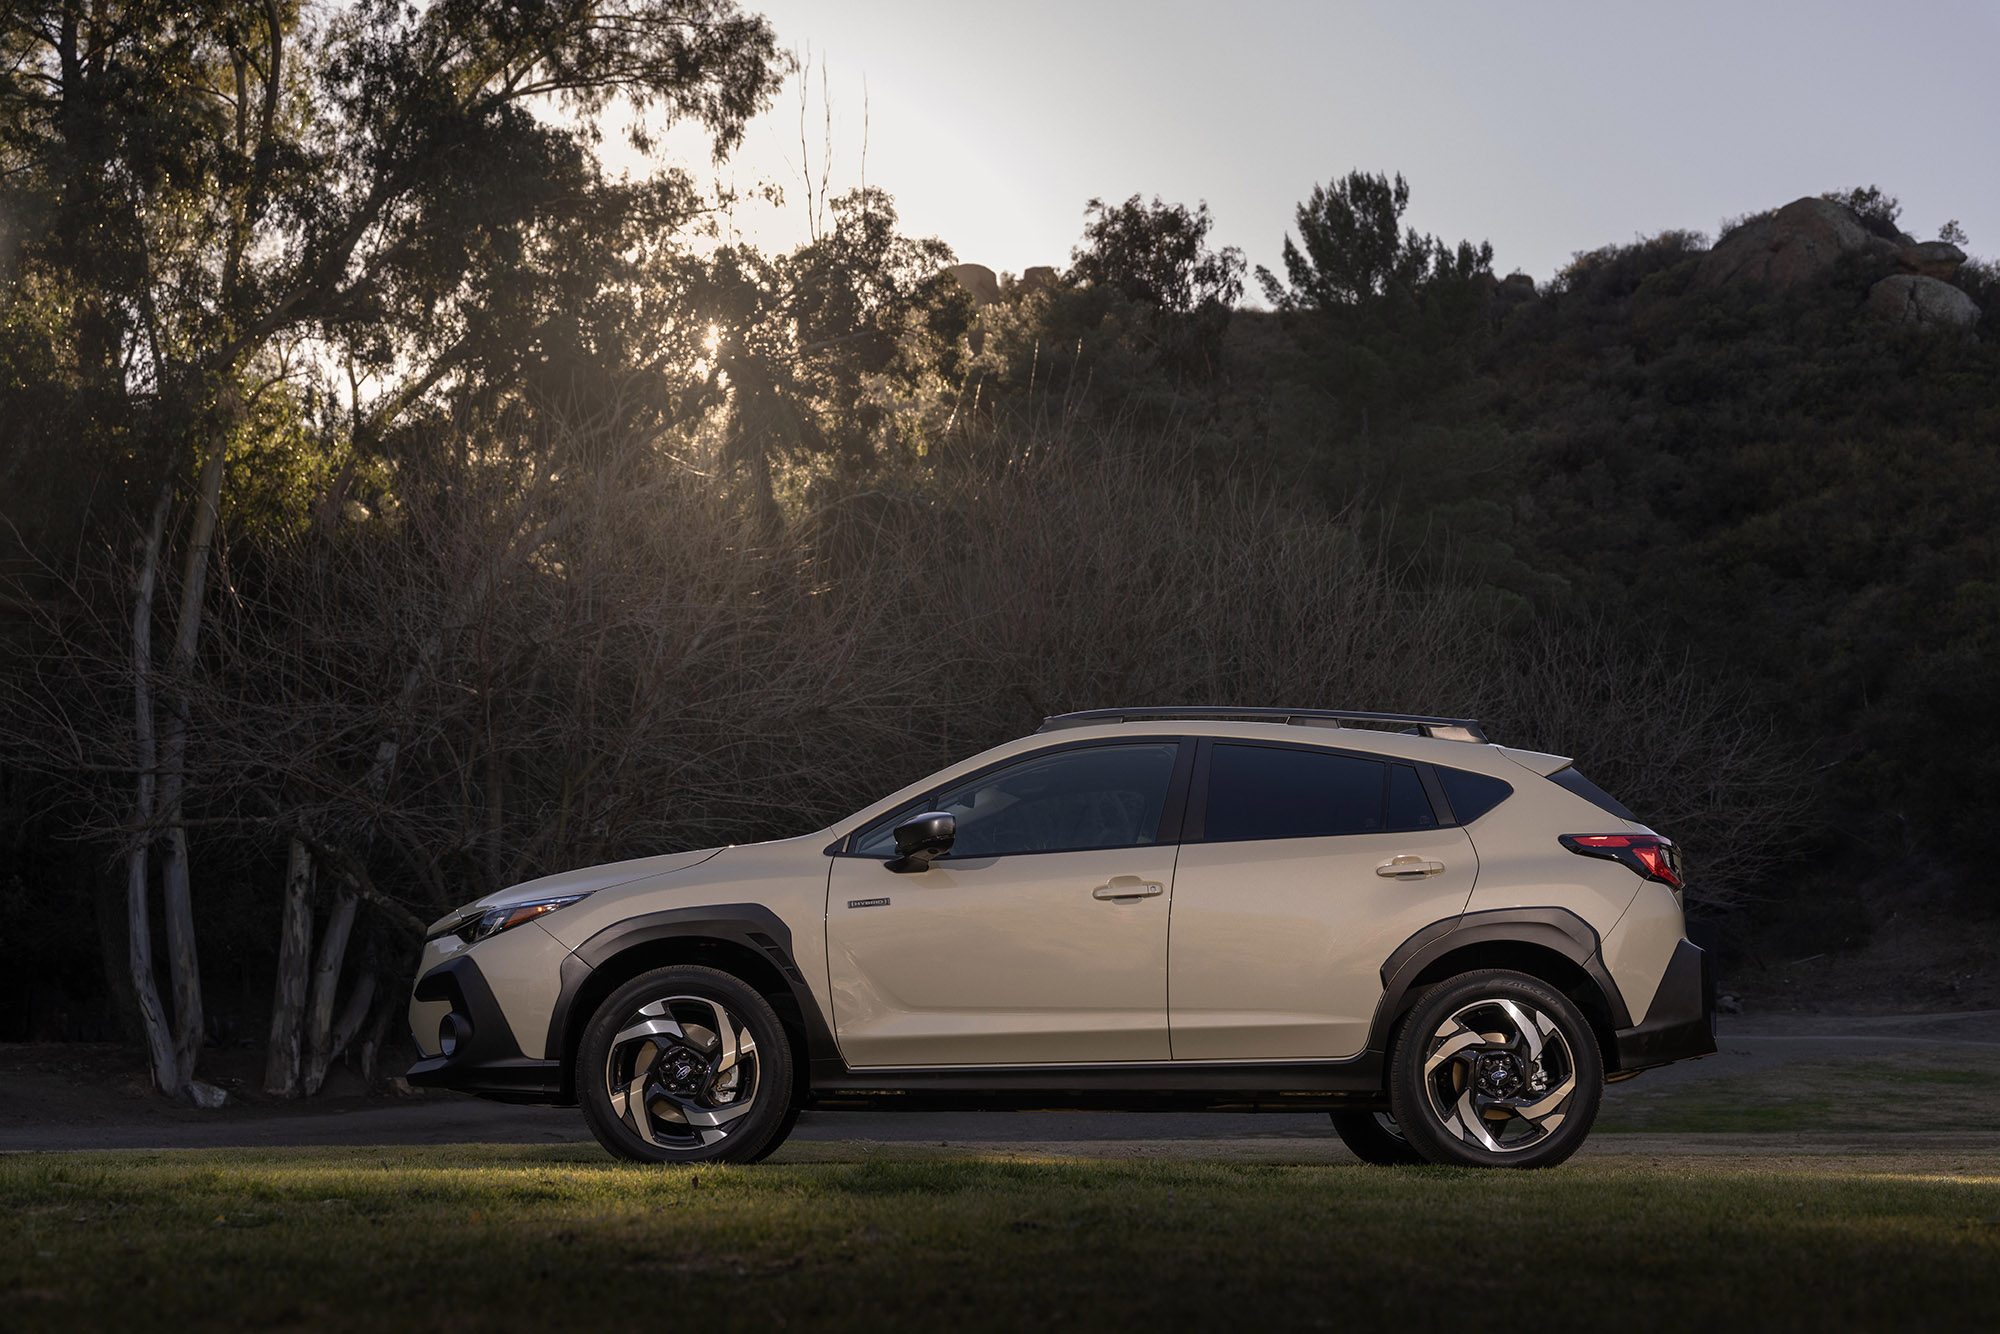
(1597, 1046, 2000, 1134)
(5, 1145, 1999, 1331)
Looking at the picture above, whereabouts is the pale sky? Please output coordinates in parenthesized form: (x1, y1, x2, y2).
(660, 0, 1998, 288)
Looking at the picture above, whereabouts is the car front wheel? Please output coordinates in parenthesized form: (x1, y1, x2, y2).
(577, 965, 797, 1164)
(1387, 969, 1603, 1169)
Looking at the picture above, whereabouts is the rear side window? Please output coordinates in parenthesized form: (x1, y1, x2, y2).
(1549, 767, 1636, 821)
(1203, 744, 1386, 841)
(1435, 766, 1514, 824)
(1386, 764, 1438, 830)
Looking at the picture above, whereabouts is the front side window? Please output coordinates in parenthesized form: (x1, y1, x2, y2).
(853, 742, 1180, 859)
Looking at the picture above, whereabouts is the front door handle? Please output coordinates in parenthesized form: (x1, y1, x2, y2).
(1376, 856, 1446, 879)
(1093, 877, 1164, 900)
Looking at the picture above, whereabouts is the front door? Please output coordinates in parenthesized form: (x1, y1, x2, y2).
(1168, 740, 1479, 1061)
(826, 740, 1186, 1068)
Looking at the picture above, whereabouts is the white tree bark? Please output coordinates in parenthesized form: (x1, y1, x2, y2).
(155, 428, 230, 1089)
(126, 482, 180, 1094)
(300, 890, 358, 1095)
(307, 969, 378, 1095)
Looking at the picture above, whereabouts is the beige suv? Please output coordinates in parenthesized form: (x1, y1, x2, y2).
(406, 708, 1714, 1169)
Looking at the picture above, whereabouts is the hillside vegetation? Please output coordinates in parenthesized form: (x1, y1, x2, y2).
(1, 2, 1995, 1089)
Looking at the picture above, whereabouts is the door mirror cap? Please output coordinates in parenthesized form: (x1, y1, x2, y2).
(886, 811, 955, 874)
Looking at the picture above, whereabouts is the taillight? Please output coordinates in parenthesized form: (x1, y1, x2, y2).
(1560, 833, 1683, 890)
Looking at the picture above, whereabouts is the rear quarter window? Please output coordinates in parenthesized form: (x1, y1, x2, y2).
(1435, 766, 1514, 824)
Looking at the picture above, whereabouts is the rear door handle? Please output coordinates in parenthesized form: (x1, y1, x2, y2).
(1093, 877, 1164, 900)
(1376, 856, 1446, 879)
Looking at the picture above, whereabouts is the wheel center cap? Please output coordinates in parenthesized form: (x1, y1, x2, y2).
(661, 1051, 703, 1091)
(1475, 1053, 1522, 1097)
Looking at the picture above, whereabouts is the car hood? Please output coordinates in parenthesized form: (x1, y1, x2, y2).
(424, 846, 726, 935)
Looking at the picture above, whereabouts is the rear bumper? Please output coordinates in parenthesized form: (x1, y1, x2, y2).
(405, 955, 567, 1104)
(1611, 938, 1716, 1071)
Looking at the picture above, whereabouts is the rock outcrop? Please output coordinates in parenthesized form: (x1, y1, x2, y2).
(1696, 197, 1903, 288)
(949, 262, 1002, 307)
(1865, 273, 1982, 328)
(1896, 240, 1966, 280)
(1016, 266, 1059, 297)
(950, 263, 1064, 307)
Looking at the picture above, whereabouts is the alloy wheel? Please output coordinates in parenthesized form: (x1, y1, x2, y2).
(1419, 996, 1578, 1154)
(602, 994, 762, 1150)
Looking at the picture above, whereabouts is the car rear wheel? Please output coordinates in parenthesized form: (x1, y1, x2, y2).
(1329, 1109, 1425, 1165)
(1387, 969, 1602, 1169)
(577, 965, 797, 1164)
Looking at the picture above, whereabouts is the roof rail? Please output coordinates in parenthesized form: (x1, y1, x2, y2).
(1035, 707, 1488, 744)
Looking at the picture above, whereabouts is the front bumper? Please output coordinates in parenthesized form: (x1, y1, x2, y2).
(1610, 938, 1717, 1071)
(405, 955, 566, 1104)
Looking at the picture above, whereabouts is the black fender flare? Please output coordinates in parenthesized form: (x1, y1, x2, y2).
(545, 903, 843, 1096)
(1366, 906, 1633, 1057)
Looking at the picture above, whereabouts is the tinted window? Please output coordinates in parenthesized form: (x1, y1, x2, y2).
(1549, 767, 1636, 821)
(1386, 764, 1439, 830)
(856, 743, 1179, 858)
(1204, 744, 1384, 841)
(1436, 766, 1514, 823)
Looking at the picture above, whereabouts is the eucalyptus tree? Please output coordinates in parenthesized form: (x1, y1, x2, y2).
(0, 0, 782, 1097)
(676, 187, 959, 523)
(1068, 194, 1244, 383)
(1254, 171, 1494, 441)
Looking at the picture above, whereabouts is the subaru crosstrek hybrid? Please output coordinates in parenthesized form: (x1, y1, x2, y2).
(407, 708, 1715, 1168)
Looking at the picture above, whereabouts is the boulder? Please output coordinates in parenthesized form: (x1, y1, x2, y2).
(1490, 271, 1537, 321)
(1897, 240, 1966, 280)
(1696, 196, 1898, 288)
(187, 1080, 229, 1109)
(1865, 273, 1982, 328)
(1015, 265, 1060, 297)
(949, 262, 1002, 307)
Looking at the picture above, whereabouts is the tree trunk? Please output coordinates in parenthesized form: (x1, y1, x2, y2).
(358, 984, 399, 1091)
(262, 837, 315, 1096)
(156, 824, 204, 1085)
(301, 890, 357, 1095)
(309, 968, 378, 1095)
(126, 482, 180, 1094)
(125, 847, 177, 1089)
(156, 420, 231, 1090)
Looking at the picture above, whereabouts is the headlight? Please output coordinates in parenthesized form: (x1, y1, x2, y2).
(432, 893, 592, 944)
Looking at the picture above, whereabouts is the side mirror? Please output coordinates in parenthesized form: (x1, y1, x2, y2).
(885, 811, 955, 874)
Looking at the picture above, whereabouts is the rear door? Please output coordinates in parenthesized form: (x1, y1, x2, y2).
(826, 739, 1190, 1068)
(1167, 739, 1477, 1061)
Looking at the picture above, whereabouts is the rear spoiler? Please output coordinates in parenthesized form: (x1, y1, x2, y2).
(1497, 746, 1572, 777)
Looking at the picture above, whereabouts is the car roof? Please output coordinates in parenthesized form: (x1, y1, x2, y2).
(1036, 706, 1488, 743)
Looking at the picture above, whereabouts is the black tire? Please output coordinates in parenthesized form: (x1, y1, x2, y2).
(1387, 969, 1602, 1169)
(744, 1094, 805, 1165)
(1329, 1110, 1425, 1165)
(577, 965, 798, 1165)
